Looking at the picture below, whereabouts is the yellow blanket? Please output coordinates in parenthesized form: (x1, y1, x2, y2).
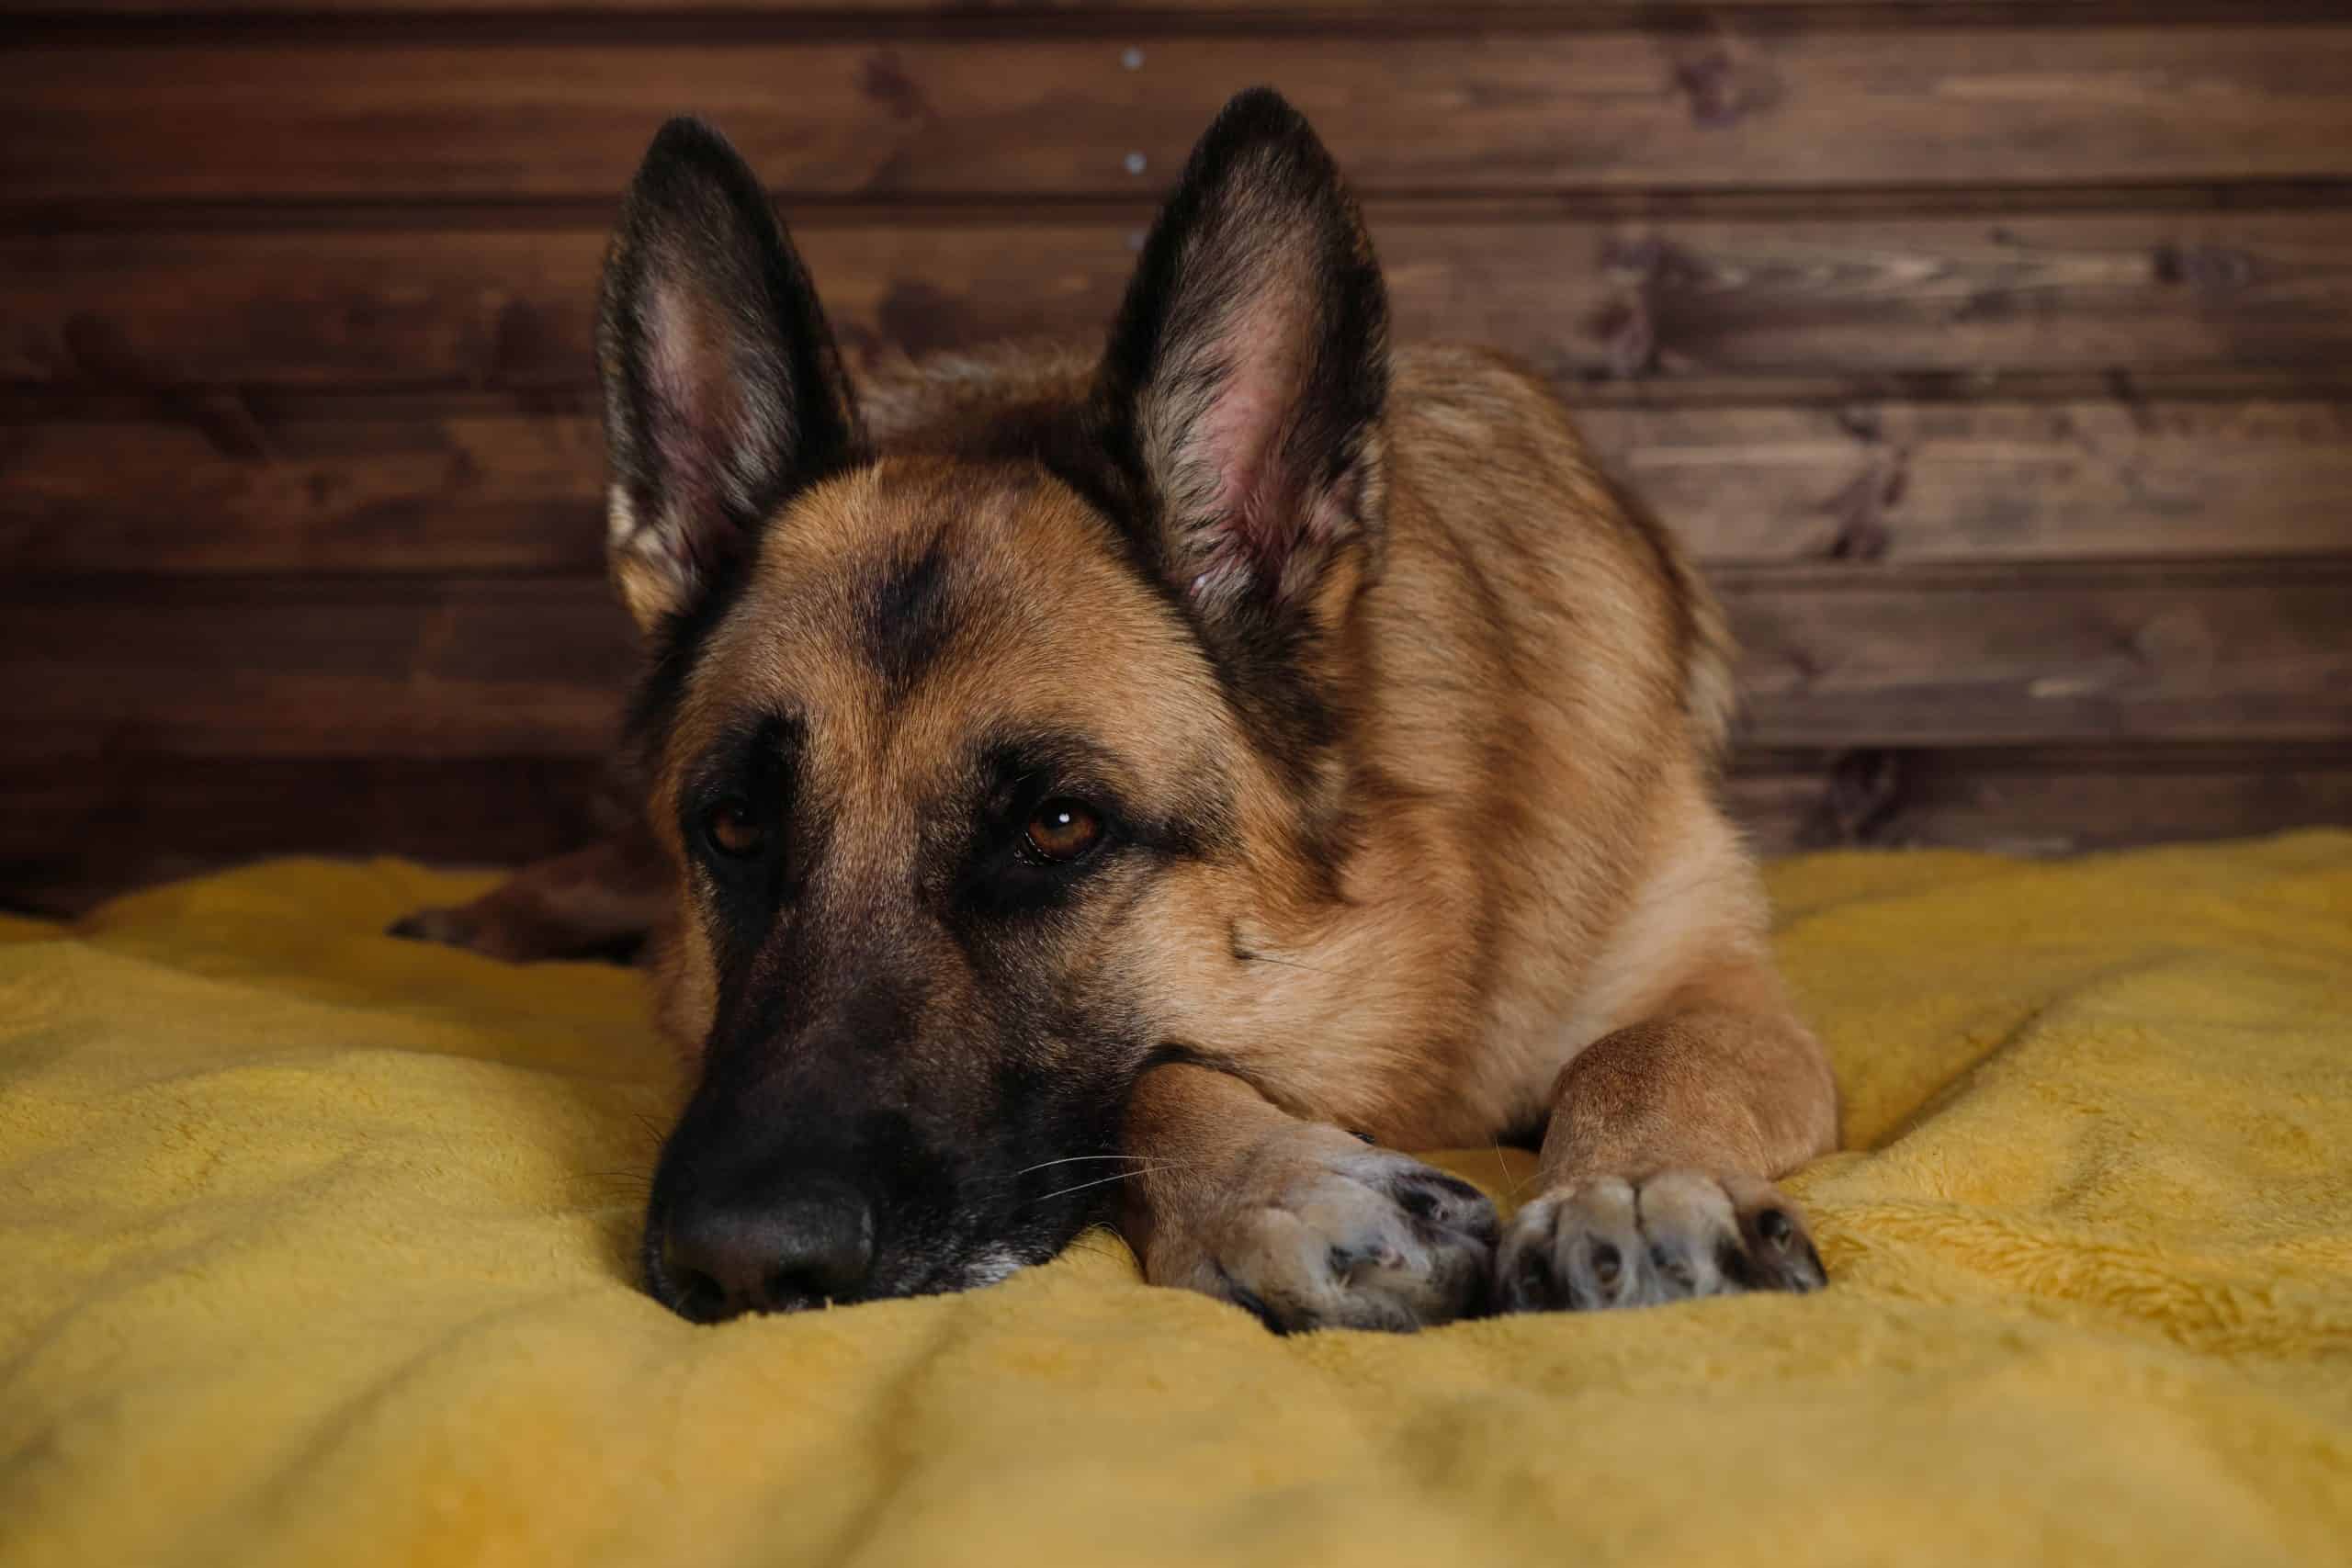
(4, 835, 2349, 1567)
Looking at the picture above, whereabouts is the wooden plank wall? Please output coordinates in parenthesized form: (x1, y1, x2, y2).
(5, 2, 2351, 912)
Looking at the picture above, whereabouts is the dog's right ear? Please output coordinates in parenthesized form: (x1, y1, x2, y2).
(1090, 87, 1388, 748)
(598, 118, 862, 634)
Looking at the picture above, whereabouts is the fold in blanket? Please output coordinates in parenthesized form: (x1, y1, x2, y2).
(3, 833, 2348, 1567)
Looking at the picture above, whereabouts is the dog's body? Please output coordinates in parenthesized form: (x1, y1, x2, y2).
(399, 91, 1838, 1330)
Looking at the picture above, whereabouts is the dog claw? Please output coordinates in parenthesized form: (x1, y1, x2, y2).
(1198, 1133, 1497, 1334)
(1498, 1170, 1825, 1314)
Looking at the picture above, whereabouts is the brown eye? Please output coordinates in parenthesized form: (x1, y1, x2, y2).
(1023, 799, 1103, 864)
(705, 799, 766, 859)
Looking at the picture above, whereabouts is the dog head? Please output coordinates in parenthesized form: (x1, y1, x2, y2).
(611, 91, 1390, 1321)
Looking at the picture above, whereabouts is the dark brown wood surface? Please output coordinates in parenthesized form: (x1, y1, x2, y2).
(12, 400, 2352, 575)
(13, 207, 2352, 396)
(3, 2, 2347, 910)
(9, 28, 2352, 203)
(1733, 744, 2352, 859)
(18, 1, 2157, 14)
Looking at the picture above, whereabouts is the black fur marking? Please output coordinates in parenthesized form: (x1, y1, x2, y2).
(944, 738, 1135, 926)
(1516, 1244, 1557, 1305)
(678, 713, 808, 978)
(1650, 1243, 1696, 1292)
(1497, 1112, 1552, 1152)
(1216, 1266, 1290, 1336)
(857, 535, 957, 700)
(1131, 1042, 1217, 1078)
(1396, 1183, 1441, 1223)
(621, 565, 747, 773)
(888, 420, 1329, 793)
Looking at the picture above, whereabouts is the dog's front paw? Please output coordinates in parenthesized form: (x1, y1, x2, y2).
(1495, 1169, 1824, 1313)
(1189, 1130, 1498, 1334)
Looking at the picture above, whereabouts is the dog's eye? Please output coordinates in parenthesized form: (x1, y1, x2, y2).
(704, 798, 767, 860)
(1023, 799, 1103, 864)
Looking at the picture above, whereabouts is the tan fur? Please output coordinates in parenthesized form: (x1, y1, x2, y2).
(400, 83, 1847, 1331)
(410, 338, 1838, 1324)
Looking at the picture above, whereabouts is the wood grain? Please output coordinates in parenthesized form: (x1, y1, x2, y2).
(1592, 401, 2352, 566)
(7, 28, 2351, 203)
(3, 410, 609, 573)
(6, 2, 2348, 897)
(1721, 564, 2352, 747)
(12, 209, 2352, 397)
(1731, 743, 2352, 857)
(6, 567, 2345, 761)
(17, 0, 2150, 15)
(0, 756, 616, 916)
(0, 579, 639, 760)
(13, 400, 2352, 574)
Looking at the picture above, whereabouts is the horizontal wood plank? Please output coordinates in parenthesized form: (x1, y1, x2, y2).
(1720, 566, 2352, 747)
(13, 400, 2352, 573)
(7, 28, 2351, 203)
(0, 756, 617, 916)
(4, 568, 2345, 760)
(3, 411, 609, 573)
(15, 1, 2150, 15)
(7, 742, 2346, 916)
(0, 580, 640, 760)
(11, 208, 2352, 397)
(1731, 743, 2352, 857)
(1600, 401, 2352, 565)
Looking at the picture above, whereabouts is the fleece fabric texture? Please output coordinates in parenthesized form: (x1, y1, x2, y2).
(2, 833, 2348, 1568)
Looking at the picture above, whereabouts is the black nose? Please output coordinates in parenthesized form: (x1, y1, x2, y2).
(657, 1179, 875, 1323)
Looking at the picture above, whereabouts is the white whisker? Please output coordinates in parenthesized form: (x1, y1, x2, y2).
(1027, 1162, 1184, 1207)
(1493, 1135, 1538, 1200)
(1013, 1153, 1160, 1178)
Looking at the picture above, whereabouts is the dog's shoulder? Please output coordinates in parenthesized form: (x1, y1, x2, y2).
(1385, 343, 1735, 763)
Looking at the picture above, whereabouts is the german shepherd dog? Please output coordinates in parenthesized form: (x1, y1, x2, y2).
(394, 89, 1838, 1331)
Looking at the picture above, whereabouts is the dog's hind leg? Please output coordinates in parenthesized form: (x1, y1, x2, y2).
(1121, 1062, 1500, 1333)
(389, 824, 671, 964)
(1494, 957, 1839, 1313)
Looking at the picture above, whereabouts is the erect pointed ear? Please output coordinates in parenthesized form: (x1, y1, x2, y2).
(1093, 88, 1389, 633)
(598, 118, 862, 633)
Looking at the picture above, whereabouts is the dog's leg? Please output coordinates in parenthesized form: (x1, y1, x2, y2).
(1122, 1062, 1498, 1333)
(388, 826, 671, 964)
(1495, 959, 1839, 1311)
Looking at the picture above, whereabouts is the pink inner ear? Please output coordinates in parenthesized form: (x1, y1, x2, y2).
(1193, 280, 1309, 582)
(645, 277, 748, 569)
